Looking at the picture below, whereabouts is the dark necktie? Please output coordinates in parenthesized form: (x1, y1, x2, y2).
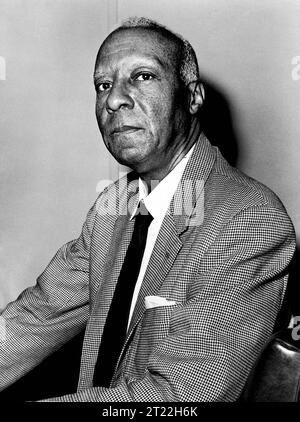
(93, 202, 153, 387)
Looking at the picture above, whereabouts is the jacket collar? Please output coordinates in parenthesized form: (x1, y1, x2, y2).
(170, 131, 217, 235)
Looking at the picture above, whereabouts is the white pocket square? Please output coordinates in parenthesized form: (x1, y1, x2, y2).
(144, 295, 176, 310)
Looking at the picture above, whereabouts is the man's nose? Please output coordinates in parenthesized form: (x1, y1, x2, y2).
(106, 81, 134, 113)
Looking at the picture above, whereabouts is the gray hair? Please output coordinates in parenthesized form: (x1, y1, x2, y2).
(114, 17, 200, 87)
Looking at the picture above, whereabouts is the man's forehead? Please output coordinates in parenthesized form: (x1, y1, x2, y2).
(96, 27, 179, 68)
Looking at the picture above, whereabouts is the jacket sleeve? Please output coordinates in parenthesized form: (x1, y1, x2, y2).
(0, 202, 97, 391)
(41, 203, 296, 402)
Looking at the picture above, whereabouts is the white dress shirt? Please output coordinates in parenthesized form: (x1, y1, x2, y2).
(127, 145, 195, 327)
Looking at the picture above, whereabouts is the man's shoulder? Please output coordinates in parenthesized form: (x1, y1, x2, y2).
(187, 134, 288, 216)
(206, 149, 291, 220)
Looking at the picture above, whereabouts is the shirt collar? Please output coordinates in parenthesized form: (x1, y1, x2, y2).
(130, 144, 195, 221)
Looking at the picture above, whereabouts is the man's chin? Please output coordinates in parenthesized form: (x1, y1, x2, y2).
(113, 150, 146, 170)
(117, 158, 143, 172)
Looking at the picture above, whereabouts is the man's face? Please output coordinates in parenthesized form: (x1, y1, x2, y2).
(94, 28, 189, 175)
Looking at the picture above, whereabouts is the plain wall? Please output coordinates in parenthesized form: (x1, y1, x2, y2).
(0, 0, 299, 308)
(0, 0, 112, 308)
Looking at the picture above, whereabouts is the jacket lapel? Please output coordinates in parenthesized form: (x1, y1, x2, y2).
(126, 212, 183, 336)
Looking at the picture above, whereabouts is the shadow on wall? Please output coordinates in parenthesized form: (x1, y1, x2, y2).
(200, 80, 239, 167)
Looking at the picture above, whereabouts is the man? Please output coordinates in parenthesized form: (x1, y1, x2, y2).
(0, 17, 296, 401)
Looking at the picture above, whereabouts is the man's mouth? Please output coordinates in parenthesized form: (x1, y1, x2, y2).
(112, 125, 142, 135)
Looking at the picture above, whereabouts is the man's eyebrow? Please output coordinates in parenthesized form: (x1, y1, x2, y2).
(93, 54, 168, 81)
(93, 72, 106, 81)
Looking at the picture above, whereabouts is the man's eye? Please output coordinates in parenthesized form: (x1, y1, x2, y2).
(135, 73, 154, 81)
(97, 82, 112, 92)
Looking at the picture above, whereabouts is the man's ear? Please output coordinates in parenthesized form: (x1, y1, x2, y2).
(187, 81, 205, 115)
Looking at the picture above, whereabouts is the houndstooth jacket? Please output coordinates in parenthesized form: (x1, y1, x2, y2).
(0, 133, 296, 401)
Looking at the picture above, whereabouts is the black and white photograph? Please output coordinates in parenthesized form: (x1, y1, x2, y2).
(0, 0, 299, 407)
